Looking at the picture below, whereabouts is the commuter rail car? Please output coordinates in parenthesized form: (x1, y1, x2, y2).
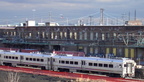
(0, 51, 136, 78)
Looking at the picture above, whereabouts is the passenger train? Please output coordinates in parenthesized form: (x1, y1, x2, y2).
(0, 51, 136, 78)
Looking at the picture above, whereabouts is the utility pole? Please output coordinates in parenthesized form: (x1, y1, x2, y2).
(49, 12, 51, 22)
(128, 11, 131, 21)
(100, 8, 104, 26)
(134, 10, 136, 20)
(89, 16, 93, 26)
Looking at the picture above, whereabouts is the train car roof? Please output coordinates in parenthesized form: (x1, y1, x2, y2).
(53, 55, 124, 63)
(0, 51, 51, 57)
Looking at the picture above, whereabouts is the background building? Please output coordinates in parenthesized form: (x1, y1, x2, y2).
(125, 20, 142, 26)
(0, 25, 144, 62)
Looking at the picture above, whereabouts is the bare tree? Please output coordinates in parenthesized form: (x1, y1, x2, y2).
(4, 72, 20, 82)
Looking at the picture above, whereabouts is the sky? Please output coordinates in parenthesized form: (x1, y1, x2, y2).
(0, 0, 144, 25)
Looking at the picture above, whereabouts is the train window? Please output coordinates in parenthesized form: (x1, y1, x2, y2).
(30, 58, 32, 61)
(70, 61, 73, 64)
(41, 59, 44, 62)
(94, 63, 97, 66)
(66, 61, 69, 64)
(89, 63, 93, 66)
(74, 62, 78, 65)
(48, 58, 50, 61)
(104, 64, 108, 67)
(33, 58, 36, 61)
(26, 58, 28, 60)
(53, 59, 55, 62)
(12, 57, 15, 59)
(6, 56, 8, 59)
(124, 64, 127, 67)
(99, 63, 103, 67)
(9, 56, 11, 59)
(109, 64, 113, 68)
(15, 57, 18, 59)
(62, 60, 65, 64)
(37, 59, 40, 61)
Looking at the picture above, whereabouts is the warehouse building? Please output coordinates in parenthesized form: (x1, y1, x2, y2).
(0, 25, 144, 62)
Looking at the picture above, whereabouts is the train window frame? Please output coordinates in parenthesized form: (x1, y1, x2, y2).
(33, 58, 36, 61)
(66, 61, 69, 64)
(41, 59, 44, 62)
(12, 56, 15, 59)
(109, 64, 113, 68)
(89, 63, 93, 66)
(70, 61, 73, 64)
(94, 63, 97, 66)
(30, 58, 32, 61)
(9, 56, 11, 59)
(104, 64, 108, 67)
(99, 63, 103, 67)
(124, 64, 127, 67)
(37, 59, 40, 61)
(61, 60, 65, 64)
(53, 59, 55, 62)
(26, 58, 28, 60)
(74, 61, 78, 65)
(15, 57, 18, 59)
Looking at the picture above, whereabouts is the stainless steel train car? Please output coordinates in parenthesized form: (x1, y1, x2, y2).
(52, 56, 136, 77)
(0, 51, 136, 78)
(0, 51, 52, 70)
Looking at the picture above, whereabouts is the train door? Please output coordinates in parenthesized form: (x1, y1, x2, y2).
(124, 63, 134, 77)
(50, 57, 54, 70)
(126, 63, 133, 73)
(20, 56, 24, 64)
(47, 58, 50, 70)
(81, 60, 86, 69)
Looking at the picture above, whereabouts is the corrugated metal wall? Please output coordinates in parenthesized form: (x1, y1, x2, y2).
(125, 48, 129, 57)
(106, 48, 110, 54)
(130, 49, 135, 58)
(113, 48, 116, 56)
